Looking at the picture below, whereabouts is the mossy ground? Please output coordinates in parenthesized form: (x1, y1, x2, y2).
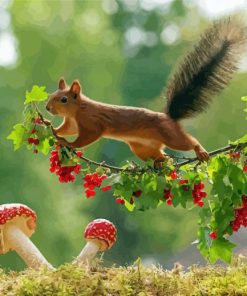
(1, 258, 247, 296)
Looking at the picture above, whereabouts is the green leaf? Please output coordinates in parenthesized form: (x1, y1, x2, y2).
(209, 155, 233, 199)
(229, 134, 247, 145)
(7, 124, 27, 150)
(208, 238, 236, 264)
(197, 227, 211, 259)
(37, 138, 52, 155)
(24, 86, 48, 104)
(134, 190, 160, 210)
(101, 173, 123, 187)
(228, 163, 246, 193)
(141, 173, 157, 193)
(170, 186, 182, 207)
(241, 96, 247, 102)
(199, 207, 211, 225)
(214, 201, 235, 234)
(124, 199, 135, 212)
(197, 228, 236, 263)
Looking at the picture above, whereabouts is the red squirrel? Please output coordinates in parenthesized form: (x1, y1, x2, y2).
(46, 18, 246, 165)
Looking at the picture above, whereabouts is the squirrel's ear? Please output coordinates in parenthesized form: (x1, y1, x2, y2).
(70, 80, 81, 97)
(58, 77, 67, 90)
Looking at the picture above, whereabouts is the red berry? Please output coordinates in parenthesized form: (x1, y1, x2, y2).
(101, 185, 111, 192)
(197, 200, 204, 207)
(167, 199, 173, 206)
(33, 139, 40, 145)
(243, 165, 247, 172)
(116, 198, 125, 205)
(198, 182, 205, 190)
(209, 230, 217, 239)
(85, 189, 96, 198)
(169, 170, 177, 179)
(28, 137, 34, 144)
(73, 164, 81, 174)
(133, 190, 142, 197)
(235, 152, 241, 159)
(200, 191, 207, 198)
(183, 186, 189, 191)
(33, 149, 38, 154)
(76, 151, 83, 157)
(33, 118, 43, 124)
(163, 189, 173, 200)
(50, 166, 56, 173)
(99, 174, 107, 181)
(31, 128, 36, 134)
(229, 151, 241, 160)
(179, 179, 188, 185)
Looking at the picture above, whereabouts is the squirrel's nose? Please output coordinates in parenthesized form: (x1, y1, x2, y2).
(46, 105, 50, 111)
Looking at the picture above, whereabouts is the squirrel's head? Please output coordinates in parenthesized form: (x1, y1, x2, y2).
(46, 78, 82, 117)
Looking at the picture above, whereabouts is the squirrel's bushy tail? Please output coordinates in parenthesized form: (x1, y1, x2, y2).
(165, 17, 247, 120)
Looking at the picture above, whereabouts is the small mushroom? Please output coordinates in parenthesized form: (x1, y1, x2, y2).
(72, 218, 117, 266)
(0, 203, 54, 270)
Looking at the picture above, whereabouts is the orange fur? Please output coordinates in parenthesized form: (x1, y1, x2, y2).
(46, 78, 208, 162)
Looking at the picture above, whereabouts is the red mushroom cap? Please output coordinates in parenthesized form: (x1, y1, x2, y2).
(84, 219, 117, 251)
(0, 204, 37, 254)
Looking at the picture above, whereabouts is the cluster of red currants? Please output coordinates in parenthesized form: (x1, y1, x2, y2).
(49, 150, 81, 183)
(192, 182, 207, 207)
(27, 128, 39, 154)
(83, 173, 111, 198)
(163, 189, 173, 206)
(167, 169, 207, 208)
(231, 195, 247, 232)
(229, 151, 241, 160)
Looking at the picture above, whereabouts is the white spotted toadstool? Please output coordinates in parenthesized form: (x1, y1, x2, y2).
(0, 203, 54, 270)
(72, 218, 117, 266)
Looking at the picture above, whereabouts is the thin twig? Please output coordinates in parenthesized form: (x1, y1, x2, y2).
(178, 143, 247, 167)
(77, 153, 126, 172)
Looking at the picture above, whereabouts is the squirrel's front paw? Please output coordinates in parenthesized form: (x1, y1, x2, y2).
(194, 146, 209, 161)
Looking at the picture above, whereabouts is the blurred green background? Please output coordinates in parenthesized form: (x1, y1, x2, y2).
(0, 0, 247, 270)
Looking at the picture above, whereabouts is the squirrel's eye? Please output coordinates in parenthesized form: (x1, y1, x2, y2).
(60, 96, 68, 103)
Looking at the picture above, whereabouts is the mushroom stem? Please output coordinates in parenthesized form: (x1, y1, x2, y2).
(5, 224, 54, 270)
(72, 241, 99, 266)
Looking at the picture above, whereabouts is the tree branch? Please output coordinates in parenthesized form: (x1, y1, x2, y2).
(35, 111, 246, 173)
(178, 143, 247, 167)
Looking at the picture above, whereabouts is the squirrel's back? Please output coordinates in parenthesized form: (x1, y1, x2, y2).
(165, 17, 247, 120)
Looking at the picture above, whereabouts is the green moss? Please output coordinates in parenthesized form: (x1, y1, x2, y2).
(1, 258, 247, 295)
